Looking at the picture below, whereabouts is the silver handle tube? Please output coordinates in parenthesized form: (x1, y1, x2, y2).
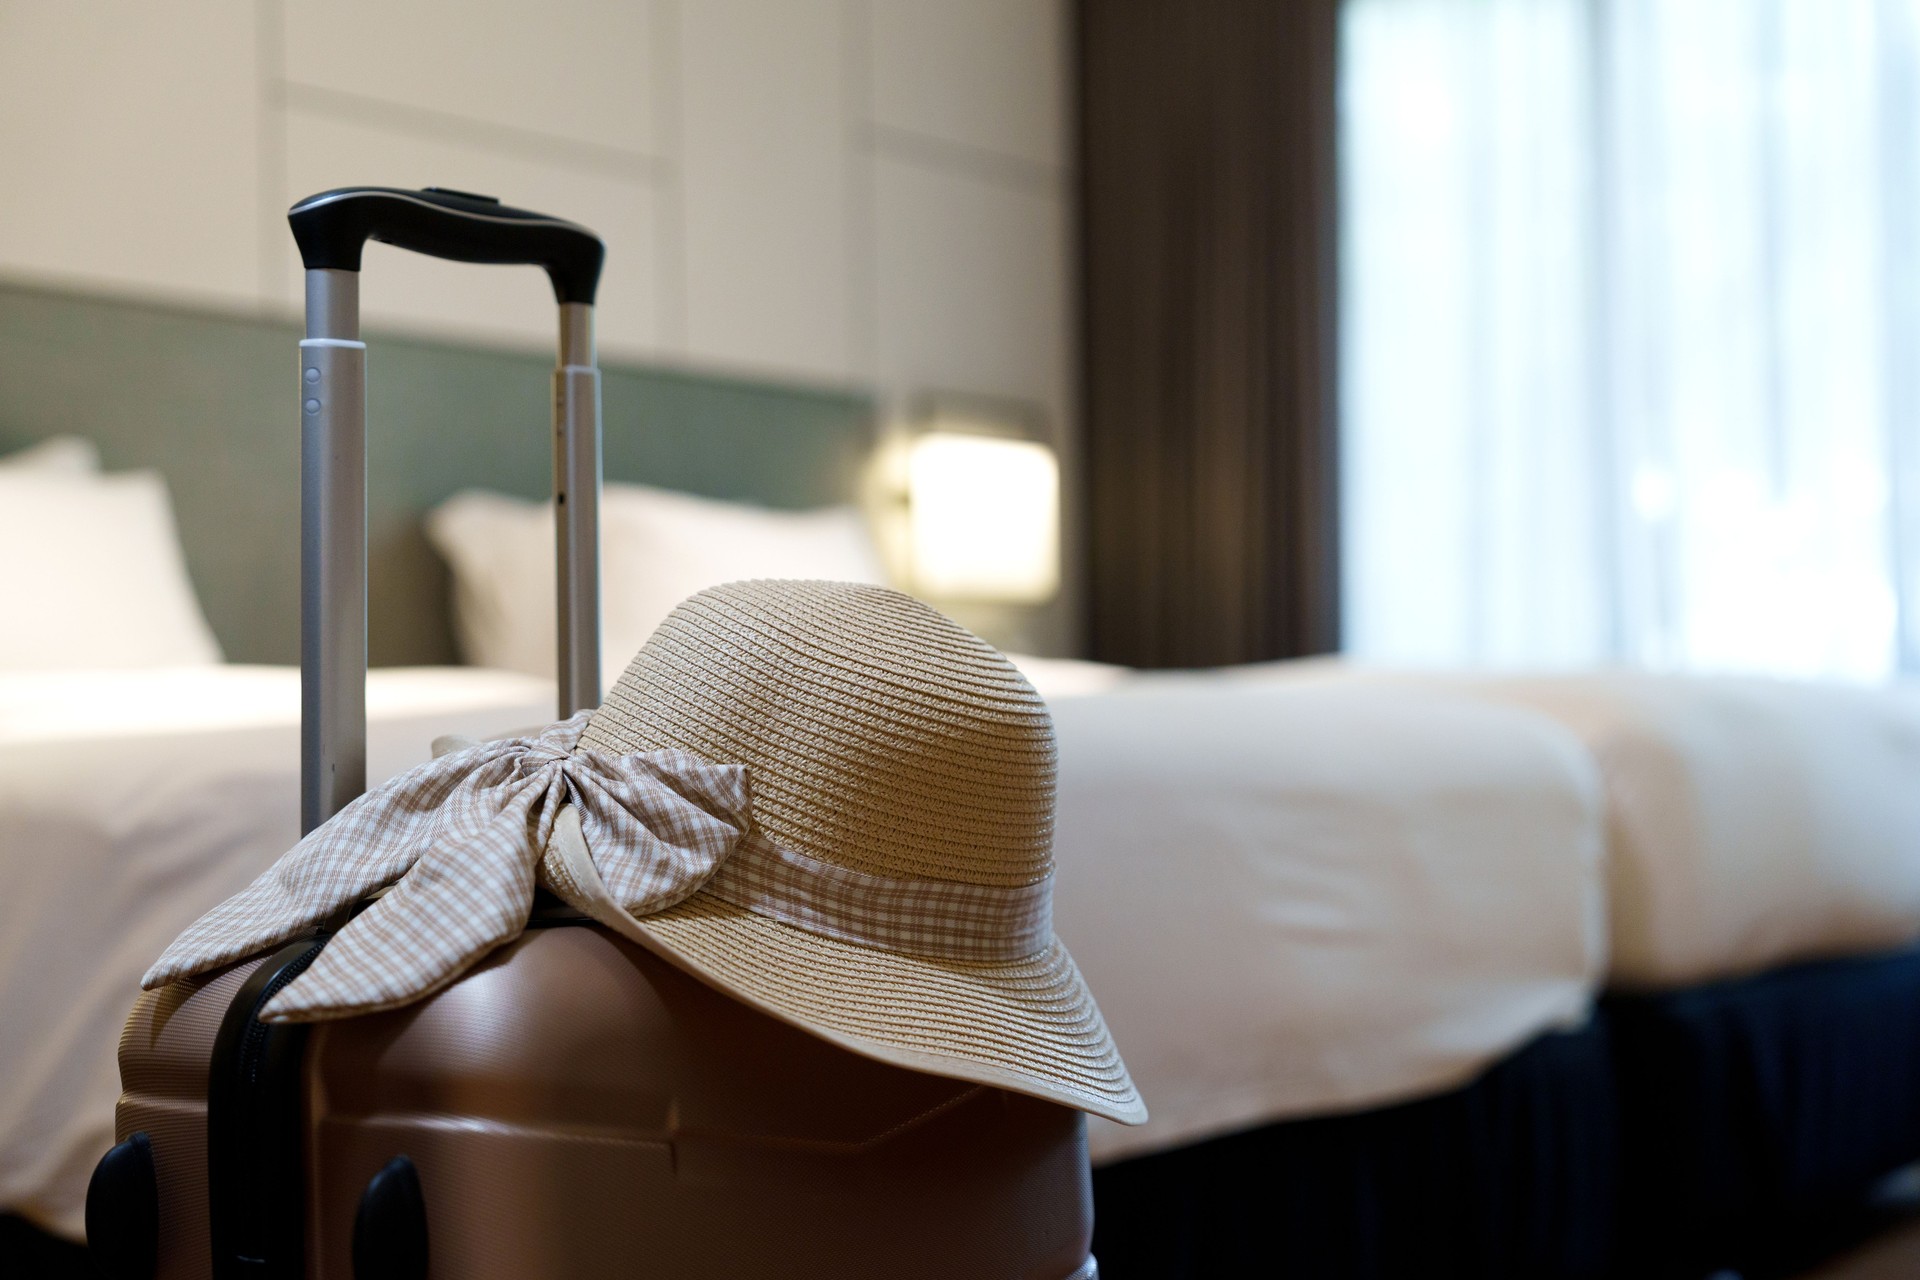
(297, 270, 600, 828)
(300, 268, 368, 834)
(554, 301, 603, 716)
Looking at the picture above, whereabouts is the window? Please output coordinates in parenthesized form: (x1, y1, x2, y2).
(1340, 0, 1920, 680)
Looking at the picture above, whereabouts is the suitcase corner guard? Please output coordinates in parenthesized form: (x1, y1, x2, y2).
(353, 1155, 429, 1280)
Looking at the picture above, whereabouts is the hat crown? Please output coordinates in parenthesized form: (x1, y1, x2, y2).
(580, 580, 1056, 888)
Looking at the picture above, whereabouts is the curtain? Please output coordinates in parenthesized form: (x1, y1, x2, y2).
(1340, 0, 1920, 681)
(1079, 0, 1342, 668)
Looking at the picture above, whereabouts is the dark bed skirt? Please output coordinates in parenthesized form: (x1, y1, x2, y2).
(1610, 948, 1920, 1279)
(1093, 948, 1920, 1280)
(1090, 1021, 1620, 1279)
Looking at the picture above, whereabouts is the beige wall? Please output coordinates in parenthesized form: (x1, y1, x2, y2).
(0, 0, 1079, 652)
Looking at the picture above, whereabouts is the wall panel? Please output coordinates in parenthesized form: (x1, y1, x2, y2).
(677, 0, 856, 379)
(283, 0, 661, 157)
(0, 1, 260, 304)
(873, 158, 1069, 419)
(869, 0, 1067, 170)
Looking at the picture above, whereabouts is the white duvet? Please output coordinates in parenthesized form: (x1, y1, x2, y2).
(1453, 673, 1920, 988)
(0, 666, 556, 1239)
(1049, 670, 1606, 1164)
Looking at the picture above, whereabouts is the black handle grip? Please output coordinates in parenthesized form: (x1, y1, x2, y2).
(288, 186, 604, 305)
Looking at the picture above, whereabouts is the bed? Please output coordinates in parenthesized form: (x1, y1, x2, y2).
(1082, 662, 1920, 1278)
(8, 282, 1920, 1279)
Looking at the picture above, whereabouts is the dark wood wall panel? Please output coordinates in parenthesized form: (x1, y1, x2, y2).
(1078, 0, 1341, 667)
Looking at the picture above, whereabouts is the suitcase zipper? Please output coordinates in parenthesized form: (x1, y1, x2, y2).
(207, 936, 328, 1280)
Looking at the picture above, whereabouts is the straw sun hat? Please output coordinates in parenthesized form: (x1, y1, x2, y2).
(570, 579, 1145, 1126)
(145, 577, 1143, 1125)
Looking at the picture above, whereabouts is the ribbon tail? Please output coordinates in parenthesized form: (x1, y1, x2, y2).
(142, 798, 426, 991)
(141, 732, 547, 993)
(259, 801, 541, 1022)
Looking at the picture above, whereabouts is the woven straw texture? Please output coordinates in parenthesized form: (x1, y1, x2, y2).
(580, 579, 1145, 1124)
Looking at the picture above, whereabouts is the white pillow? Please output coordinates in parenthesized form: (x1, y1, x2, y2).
(427, 483, 888, 686)
(0, 436, 101, 474)
(0, 469, 224, 669)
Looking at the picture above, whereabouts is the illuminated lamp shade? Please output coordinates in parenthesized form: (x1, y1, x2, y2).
(905, 432, 1060, 603)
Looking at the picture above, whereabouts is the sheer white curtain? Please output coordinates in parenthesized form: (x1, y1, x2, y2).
(1340, 0, 1920, 681)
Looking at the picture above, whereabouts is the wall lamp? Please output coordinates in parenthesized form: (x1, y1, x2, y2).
(903, 423, 1060, 605)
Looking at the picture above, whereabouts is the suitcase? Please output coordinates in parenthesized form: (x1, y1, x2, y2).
(84, 186, 1099, 1280)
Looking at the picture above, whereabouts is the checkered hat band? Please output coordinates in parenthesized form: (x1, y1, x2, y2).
(706, 832, 1053, 964)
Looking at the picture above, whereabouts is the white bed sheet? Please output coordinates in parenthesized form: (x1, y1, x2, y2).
(1220, 663, 1920, 989)
(0, 665, 555, 1238)
(1444, 673, 1920, 989)
(1046, 669, 1607, 1165)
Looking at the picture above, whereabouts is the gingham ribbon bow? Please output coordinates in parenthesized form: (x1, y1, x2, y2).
(142, 712, 752, 1021)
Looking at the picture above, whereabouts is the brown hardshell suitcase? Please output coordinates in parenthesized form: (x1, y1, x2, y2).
(84, 188, 1098, 1279)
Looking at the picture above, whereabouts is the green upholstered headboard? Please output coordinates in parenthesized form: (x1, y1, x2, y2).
(0, 281, 875, 666)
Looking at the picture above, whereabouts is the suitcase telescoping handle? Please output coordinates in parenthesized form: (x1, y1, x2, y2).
(290, 186, 607, 833)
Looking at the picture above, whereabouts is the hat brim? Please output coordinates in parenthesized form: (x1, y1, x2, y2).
(604, 889, 1146, 1126)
